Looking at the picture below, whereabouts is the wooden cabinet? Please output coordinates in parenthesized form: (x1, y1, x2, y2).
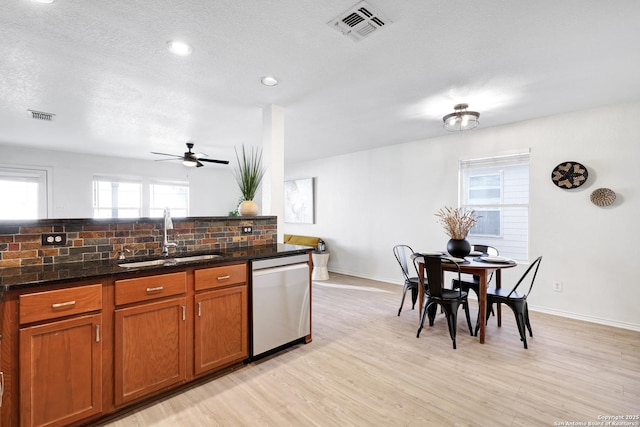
(194, 264, 248, 376)
(18, 284, 103, 427)
(114, 272, 187, 406)
(194, 286, 248, 375)
(0, 260, 256, 425)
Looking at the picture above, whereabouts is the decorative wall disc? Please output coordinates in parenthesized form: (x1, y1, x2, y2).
(590, 188, 616, 207)
(551, 161, 588, 189)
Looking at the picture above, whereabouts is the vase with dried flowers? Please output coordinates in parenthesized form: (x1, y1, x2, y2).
(435, 206, 478, 258)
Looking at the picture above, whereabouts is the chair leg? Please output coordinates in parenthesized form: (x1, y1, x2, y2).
(442, 302, 459, 349)
(463, 300, 473, 336)
(417, 300, 432, 338)
(410, 286, 418, 309)
(511, 303, 528, 349)
(468, 287, 494, 318)
(397, 283, 409, 316)
(524, 302, 533, 337)
(427, 303, 437, 326)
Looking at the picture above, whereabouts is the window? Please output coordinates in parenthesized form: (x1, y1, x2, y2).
(92, 177, 188, 218)
(93, 178, 141, 218)
(149, 182, 189, 217)
(0, 167, 48, 219)
(460, 153, 530, 260)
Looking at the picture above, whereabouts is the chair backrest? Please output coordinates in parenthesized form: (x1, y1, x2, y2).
(507, 256, 543, 298)
(472, 244, 499, 256)
(423, 255, 462, 298)
(393, 245, 417, 281)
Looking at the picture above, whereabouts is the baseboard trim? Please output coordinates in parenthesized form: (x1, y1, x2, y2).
(527, 306, 640, 332)
(328, 269, 640, 332)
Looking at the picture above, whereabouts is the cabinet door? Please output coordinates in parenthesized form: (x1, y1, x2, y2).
(194, 285, 248, 376)
(114, 297, 187, 406)
(19, 313, 102, 427)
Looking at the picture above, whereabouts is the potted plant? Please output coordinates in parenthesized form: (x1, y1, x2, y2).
(435, 206, 478, 257)
(232, 145, 266, 216)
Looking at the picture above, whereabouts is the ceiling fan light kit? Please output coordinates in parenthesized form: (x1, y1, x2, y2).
(443, 103, 480, 132)
(152, 142, 229, 168)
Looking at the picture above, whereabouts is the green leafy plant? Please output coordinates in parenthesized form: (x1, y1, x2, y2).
(228, 197, 244, 216)
(233, 145, 266, 201)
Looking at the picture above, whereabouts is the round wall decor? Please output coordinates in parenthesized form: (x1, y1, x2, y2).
(551, 161, 589, 189)
(590, 188, 616, 207)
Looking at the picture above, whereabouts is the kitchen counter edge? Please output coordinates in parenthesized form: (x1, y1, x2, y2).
(0, 243, 313, 293)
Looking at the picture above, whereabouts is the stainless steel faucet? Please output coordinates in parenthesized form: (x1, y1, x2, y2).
(162, 207, 178, 256)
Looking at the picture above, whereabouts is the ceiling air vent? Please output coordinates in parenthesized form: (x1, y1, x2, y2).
(28, 109, 55, 121)
(328, 1, 391, 42)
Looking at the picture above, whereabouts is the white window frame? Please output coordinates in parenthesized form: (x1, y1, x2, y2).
(459, 152, 530, 260)
(0, 166, 49, 219)
(92, 176, 142, 218)
(466, 172, 503, 237)
(149, 180, 189, 218)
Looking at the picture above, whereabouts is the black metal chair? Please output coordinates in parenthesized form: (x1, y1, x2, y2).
(451, 245, 499, 326)
(393, 245, 420, 316)
(481, 256, 543, 348)
(416, 255, 473, 349)
(451, 244, 499, 300)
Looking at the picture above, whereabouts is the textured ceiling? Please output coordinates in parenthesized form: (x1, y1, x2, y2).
(1, 0, 640, 164)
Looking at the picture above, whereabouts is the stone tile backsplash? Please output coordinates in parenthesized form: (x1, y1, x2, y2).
(0, 216, 276, 267)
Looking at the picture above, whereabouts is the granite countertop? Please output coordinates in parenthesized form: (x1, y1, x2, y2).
(0, 244, 312, 292)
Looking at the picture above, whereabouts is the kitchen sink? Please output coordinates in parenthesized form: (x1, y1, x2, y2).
(173, 254, 222, 263)
(118, 259, 172, 268)
(118, 254, 223, 268)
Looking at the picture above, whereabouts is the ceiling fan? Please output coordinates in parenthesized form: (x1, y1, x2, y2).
(151, 142, 229, 168)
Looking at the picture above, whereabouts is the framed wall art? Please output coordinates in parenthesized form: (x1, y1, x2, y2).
(284, 178, 315, 224)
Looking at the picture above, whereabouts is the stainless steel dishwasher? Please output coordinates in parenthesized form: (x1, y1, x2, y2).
(251, 254, 311, 358)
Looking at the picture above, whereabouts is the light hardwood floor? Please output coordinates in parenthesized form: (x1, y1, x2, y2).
(101, 273, 640, 426)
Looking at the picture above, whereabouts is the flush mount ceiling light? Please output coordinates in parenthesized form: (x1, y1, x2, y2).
(261, 76, 279, 86)
(442, 103, 480, 132)
(31, 0, 55, 3)
(166, 40, 193, 56)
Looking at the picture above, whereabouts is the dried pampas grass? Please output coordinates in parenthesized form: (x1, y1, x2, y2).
(435, 206, 478, 239)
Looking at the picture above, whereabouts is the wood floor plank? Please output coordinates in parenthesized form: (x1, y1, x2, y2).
(100, 273, 640, 426)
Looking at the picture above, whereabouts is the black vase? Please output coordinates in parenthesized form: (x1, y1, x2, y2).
(447, 238, 471, 258)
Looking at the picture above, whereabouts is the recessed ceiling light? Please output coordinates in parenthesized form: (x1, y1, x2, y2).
(166, 41, 193, 56)
(261, 76, 279, 86)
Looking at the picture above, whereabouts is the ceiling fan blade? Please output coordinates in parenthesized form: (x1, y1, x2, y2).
(196, 161, 204, 167)
(193, 152, 208, 159)
(154, 158, 180, 162)
(151, 151, 182, 158)
(198, 158, 230, 165)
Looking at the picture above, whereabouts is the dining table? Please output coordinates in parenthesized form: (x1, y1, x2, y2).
(415, 255, 517, 344)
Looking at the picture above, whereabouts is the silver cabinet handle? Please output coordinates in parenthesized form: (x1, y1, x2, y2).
(96, 324, 100, 342)
(146, 286, 164, 293)
(217, 275, 230, 281)
(0, 371, 4, 408)
(51, 300, 76, 309)
(198, 301, 202, 317)
(182, 306, 186, 321)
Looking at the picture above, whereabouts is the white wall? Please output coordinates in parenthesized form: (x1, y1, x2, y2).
(284, 100, 640, 330)
(0, 146, 239, 218)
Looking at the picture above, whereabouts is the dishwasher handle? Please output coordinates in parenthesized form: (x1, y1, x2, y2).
(252, 262, 309, 277)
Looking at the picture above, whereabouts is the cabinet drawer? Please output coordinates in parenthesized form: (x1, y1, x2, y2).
(19, 284, 102, 325)
(195, 264, 247, 291)
(115, 272, 186, 306)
